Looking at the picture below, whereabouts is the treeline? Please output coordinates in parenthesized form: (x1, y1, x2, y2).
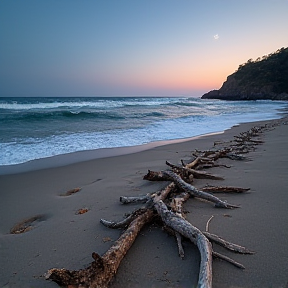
(235, 47, 288, 94)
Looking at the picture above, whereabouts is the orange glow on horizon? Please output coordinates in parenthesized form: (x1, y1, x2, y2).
(84, 56, 236, 95)
(110, 68, 228, 92)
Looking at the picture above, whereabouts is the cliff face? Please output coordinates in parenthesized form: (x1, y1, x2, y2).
(202, 47, 288, 101)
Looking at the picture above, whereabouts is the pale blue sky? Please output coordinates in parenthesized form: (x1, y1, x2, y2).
(0, 0, 287, 97)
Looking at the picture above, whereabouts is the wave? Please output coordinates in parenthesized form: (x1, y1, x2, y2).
(0, 109, 170, 123)
(1, 97, 287, 166)
(0, 110, 125, 122)
(0, 97, 185, 111)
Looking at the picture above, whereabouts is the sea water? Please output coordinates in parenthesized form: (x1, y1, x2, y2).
(0, 97, 287, 166)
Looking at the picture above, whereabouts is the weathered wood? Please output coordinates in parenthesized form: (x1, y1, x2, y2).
(224, 152, 247, 161)
(203, 231, 255, 254)
(153, 199, 213, 288)
(164, 192, 250, 271)
(175, 232, 185, 259)
(187, 168, 224, 180)
(170, 192, 190, 217)
(201, 185, 250, 194)
(46, 183, 177, 287)
(46, 209, 154, 288)
(191, 147, 250, 162)
(162, 170, 240, 208)
(234, 134, 264, 144)
(165, 161, 193, 183)
(205, 215, 214, 232)
(212, 251, 245, 269)
(100, 208, 149, 229)
(119, 194, 150, 204)
(184, 157, 200, 169)
(170, 192, 190, 259)
(166, 161, 224, 180)
(143, 169, 168, 181)
(45, 121, 275, 287)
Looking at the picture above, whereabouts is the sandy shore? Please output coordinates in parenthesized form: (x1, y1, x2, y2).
(1, 116, 288, 288)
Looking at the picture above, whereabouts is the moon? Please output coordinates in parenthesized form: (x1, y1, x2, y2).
(214, 34, 219, 40)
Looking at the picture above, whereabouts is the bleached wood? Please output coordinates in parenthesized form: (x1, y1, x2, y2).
(153, 200, 213, 288)
(162, 170, 239, 208)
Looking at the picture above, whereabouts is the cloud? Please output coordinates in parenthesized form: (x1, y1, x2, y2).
(213, 34, 219, 40)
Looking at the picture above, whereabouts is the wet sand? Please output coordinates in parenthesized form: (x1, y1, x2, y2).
(0, 117, 288, 288)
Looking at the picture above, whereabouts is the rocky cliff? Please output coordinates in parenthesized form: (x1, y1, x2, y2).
(202, 47, 288, 101)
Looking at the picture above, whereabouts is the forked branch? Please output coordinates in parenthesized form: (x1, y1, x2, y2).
(162, 170, 240, 208)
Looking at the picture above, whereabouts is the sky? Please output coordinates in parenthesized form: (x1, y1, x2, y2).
(0, 0, 288, 97)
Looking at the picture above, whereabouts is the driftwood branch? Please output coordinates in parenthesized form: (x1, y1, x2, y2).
(201, 185, 250, 194)
(153, 199, 213, 288)
(143, 169, 169, 181)
(46, 209, 154, 288)
(212, 251, 245, 269)
(175, 232, 185, 259)
(100, 208, 149, 229)
(46, 183, 176, 287)
(119, 194, 150, 204)
(205, 215, 214, 232)
(162, 170, 240, 208)
(44, 121, 275, 287)
(166, 161, 224, 180)
(170, 192, 190, 258)
(203, 231, 255, 254)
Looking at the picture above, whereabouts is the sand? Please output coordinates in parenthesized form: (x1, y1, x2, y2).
(0, 116, 288, 288)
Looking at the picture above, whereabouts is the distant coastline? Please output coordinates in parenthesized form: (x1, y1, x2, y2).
(202, 47, 288, 101)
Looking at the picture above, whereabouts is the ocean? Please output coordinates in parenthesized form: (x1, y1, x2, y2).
(0, 96, 287, 167)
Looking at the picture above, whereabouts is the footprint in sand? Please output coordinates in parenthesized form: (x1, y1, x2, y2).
(10, 214, 48, 234)
(60, 187, 82, 196)
(75, 208, 89, 215)
(59, 179, 103, 197)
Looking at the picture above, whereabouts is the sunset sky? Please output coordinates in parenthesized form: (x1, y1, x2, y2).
(0, 0, 287, 97)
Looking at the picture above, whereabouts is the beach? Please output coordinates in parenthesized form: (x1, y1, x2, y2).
(0, 116, 288, 288)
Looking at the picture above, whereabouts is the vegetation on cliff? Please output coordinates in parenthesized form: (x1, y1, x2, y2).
(202, 47, 288, 100)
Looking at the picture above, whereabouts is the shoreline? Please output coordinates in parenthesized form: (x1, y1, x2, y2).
(1, 116, 288, 287)
(1, 98, 287, 174)
(0, 110, 285, 175)
(0, 131, 224, 176)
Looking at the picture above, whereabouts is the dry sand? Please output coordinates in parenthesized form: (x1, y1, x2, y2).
(0, 117, 288, 288)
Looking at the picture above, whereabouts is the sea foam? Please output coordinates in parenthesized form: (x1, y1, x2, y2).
(0, 97, 286, 166)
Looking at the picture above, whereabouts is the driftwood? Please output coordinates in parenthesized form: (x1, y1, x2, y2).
(161, 170, 240, 208)
(154, 200, 213, 288)
(46, 183, 175, 288)
(203, 231, 255, 254)
(166, 160, 224, 180)
(45, 122, 273, 288)
(46, 209, 155, 288)
(201, 185, 250, 194)
(170, 192, 189, 258)
(212, 251, 245, 269)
